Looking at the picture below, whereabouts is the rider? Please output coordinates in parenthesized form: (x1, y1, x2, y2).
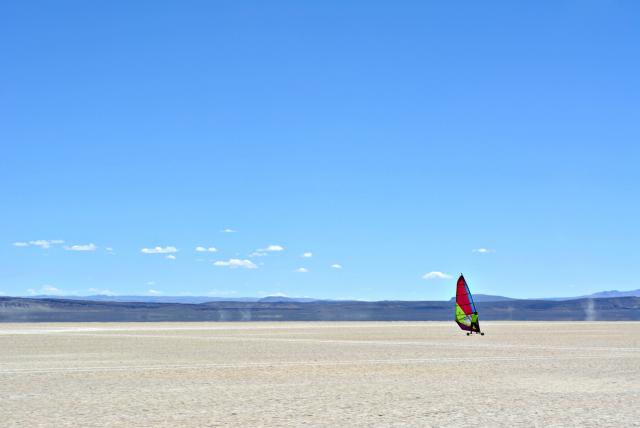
(470, 311, 480, 333)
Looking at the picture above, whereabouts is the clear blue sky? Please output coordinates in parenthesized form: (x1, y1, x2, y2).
(2, 1, 638, 300)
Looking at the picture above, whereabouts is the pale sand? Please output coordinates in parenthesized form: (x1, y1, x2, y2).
(0, 322, 638, 427)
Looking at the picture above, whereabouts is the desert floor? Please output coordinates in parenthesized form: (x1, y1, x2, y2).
(0, 322, 638, 427)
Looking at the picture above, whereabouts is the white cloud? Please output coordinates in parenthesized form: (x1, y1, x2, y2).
(294, 267, 309, 273)
(146, 281, 156, 286)
(38, 285, 62, 295)
(12, 242, 28, 247)
(141, 246, 178, 254)
(422, 271, 452, 280)
(148, 289, 162, 295)
(27, 288, 36, 295)
(250, 244, 284, 257)
(105, 247, 114, 252)
(472, 248, 495, 254)
(166, 254, 176, 260)
(65, 243, 97, 252)
(302, 252, 313, 258)
(31, 239, 64, 248)
(22, 240, 65, 249)
(258, 291, 288, 297)
(331, 264, 343, 269)
(221, 228, 236, 233)
(213, 258, 258, 269)
(195, 246, 218, 253)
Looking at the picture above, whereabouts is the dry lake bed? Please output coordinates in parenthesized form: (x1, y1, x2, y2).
(1, 322, 638, 427)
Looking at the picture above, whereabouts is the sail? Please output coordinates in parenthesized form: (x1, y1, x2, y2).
(455, 274, 478, 332)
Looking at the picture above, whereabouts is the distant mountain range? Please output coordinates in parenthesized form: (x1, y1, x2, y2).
(537, 289, 640, 301)
(24, 295, 323, 304)
(455, 290, 640, 302)
(2, 288, 637, 323)
(449, 294, 517, 302)
(24, 289, 640, 305)
(1, 296, 638, 322)
(578, 289, 640, 298)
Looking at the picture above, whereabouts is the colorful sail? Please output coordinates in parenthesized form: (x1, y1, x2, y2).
(455, 274, 478, 332)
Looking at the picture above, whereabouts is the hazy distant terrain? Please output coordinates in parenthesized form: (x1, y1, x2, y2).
(23, 295, 324, 304)
(1, 296, 638, 322)
(26, 289, 640, 305)
(1, 322, 637, 427)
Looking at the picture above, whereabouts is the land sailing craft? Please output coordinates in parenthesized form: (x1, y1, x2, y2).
(455, 274, 484, 336)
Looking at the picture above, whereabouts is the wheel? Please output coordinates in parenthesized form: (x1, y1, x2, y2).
(480, 332, 485, 336)
(466, 332, 470, 336)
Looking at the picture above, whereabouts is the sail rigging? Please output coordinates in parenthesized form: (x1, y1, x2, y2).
(455, 274, 478, 332)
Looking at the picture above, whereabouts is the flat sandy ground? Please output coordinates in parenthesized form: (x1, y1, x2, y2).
(1, 322, 638, 427)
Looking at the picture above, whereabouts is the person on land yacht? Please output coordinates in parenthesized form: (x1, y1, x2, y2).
(470, 311, 480, 333)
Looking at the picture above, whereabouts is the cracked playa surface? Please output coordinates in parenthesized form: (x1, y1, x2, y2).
(0, 321, 638, 427)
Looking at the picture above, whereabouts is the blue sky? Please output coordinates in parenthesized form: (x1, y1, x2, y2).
(1, 1, 639, 300)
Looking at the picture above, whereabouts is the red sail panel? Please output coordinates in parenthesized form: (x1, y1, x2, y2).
(456, 275, 474, 316)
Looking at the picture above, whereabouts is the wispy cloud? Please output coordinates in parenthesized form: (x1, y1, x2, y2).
(422, 271, 452, 280)
(141, 246, 178, 254)
(472, 248, 495, 254)
(31, 240, 64, 249)
(213, 258, 258, 269)
(294, 267, 309, 273)
(331, 263, 343, 269)
(28, 284, 63, 295)
(250, 244, 284, 257)
(65, 243, 97, 252)
(13, 240, 65, 249)
(166, 254, 176, 260)
(148, 289, 162, 295)
(221, 228, 236, 233)
(302, 252, 313, 258)
(195, 246, 218, 253)
(258, 291, 288, 297)
(43, 285, 60, 293)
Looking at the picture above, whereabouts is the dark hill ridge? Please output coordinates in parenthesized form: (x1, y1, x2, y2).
(0, 296, 638, 322)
